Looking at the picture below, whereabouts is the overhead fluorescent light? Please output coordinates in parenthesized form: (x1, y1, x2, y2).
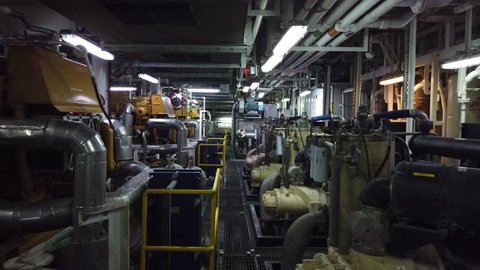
(258, 92, 265, 98)
(110, 86, 137, 91)
(299, 90, 311, 97)
(243, 86, 250, 93)
(138, 73, 159, 84)
(61, 34, 114, 61)
(250, 82, 260, 90)
(379, 75, 404, 86)
(281, 98, 290, 102)
(441, 54, 480, 69)
(187, 88, 220, 93)
(272, 25, 309, 56)
(261, 55, 283, 73)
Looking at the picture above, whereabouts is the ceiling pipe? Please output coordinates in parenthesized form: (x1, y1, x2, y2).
(251, 0, 269, 45)
(295, 0, 320, 22)
(271, 0, 339, 78)
(296, 0, 455, 70)
(298, 0, 410, 69)
(286, 0, 379, 72)
(367, 11, 417, 29)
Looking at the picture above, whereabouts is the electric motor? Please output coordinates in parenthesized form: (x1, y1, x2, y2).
(389, 161, 480, 252)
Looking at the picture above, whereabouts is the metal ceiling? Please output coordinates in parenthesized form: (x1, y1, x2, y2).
(1, 0, 478, 115)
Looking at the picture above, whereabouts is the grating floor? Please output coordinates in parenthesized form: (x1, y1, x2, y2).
(215, 159, 323, 270)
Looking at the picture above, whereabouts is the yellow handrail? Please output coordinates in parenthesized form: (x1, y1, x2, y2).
(141, 168, 222, 270)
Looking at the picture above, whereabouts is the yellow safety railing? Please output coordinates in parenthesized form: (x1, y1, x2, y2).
(198, 134, 228, 178)
(140, 168, 222, 270)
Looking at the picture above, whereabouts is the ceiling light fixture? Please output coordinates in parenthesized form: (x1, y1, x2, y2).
(281, 98, 290, 102)
(61, 34, 114, 61)
(379, 75, 404, 86)
(187, 88, 220, 93)
(110, 86, 137, 91)
(138, 73, 159, 84)
(299, 90, 311, 97)
(441, 54, 480, 69)
(243, 86, 250, 93)
(261, 55, 283, 73)
(250, 82, 260, 90)
(261, 25, 308, 73)
(272, 25, 309, 56)
(258, 92, 265, 98)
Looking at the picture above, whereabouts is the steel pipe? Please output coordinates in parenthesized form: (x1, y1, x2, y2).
(0, 119, 106, 209)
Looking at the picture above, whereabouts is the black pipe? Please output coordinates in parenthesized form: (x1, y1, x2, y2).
(281, 210, 326, 270)
(409, 135, 480, 160)
(360, 177, 391, 209)
(373, 109, 429, 122)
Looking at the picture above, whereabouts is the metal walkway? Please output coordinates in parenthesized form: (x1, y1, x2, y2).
(215, 159, 321, 270)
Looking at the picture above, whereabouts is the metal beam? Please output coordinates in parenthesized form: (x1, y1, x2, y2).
(291, 46, 368, 52)
(104, 44, 250, 53)
(151, 72, 232, 78)
(133, 62, 241, 69)
(248, 9, 279, 16)
(292, 29, 369, 52)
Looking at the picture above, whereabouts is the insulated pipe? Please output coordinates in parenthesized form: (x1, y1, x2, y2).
(148, 118, 188, 165)
(409, 135, 480, 160)
(184, 120, 200, 140)
(132, 144, 178, 153)
(112, 120, 133, 162)
(0, 119, 106, 208)
(120, 103, 134, 135)
(295, 0, 319, 22)
(373, 109, 429, 122)
(251, 0, 269, 46)
(465, 66, 480, 88)
(334, 0, 381, 32)
(0, 198, 73, 232)
(367, 11, 417, 29)
(306, 0, 337, 26)
(147, 119, 188, 150)
(281, 210, 326, 270)
(297, 0, 406, 69)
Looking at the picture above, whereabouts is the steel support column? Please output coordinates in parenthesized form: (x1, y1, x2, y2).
(403, 16, 417, 134)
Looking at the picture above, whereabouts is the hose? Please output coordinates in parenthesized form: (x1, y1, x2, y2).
(281, 209, 326, 270)
(259, 171, 281, 202)
(360, 177, 391, 208)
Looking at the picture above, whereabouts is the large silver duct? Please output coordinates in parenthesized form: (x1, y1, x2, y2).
(147, 118, 188, 165)
(0, 118, 108, 269)
(120, 103, 134, 135)
(112, 120, 134, 162)
(0, 119, 107, 209)
(0, 198, 73, 232)
(184, 120, 200, 140)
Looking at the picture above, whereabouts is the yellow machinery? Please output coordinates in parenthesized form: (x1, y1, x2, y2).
(296, 247, 443, 270)
(335, 133, 395, 254)
(7, 45, 101, 113)
(262, 185, 327, 220)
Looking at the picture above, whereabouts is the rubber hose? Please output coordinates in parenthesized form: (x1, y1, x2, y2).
(281, 210, 326, 270)
(259, 171, 281, 202)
